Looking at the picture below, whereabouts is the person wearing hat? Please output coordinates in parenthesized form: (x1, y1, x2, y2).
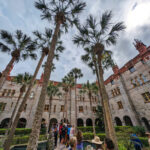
(92, 136, 103, 150)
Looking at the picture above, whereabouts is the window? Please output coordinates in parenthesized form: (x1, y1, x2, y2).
(117, 87, 121, 95)
(11, 90, 15, 96)
(117, 101, 123, 109)
(44, 105, 49, 111)
(111, 80, 114, 85)
(54, 105, 56, 113)
(111, 90, 115, 97)
(11, 102, 13, 108)
(79, 106, 83, 113)
(0, 103, 6, 111)
(2, 89, 7, 96)
(112, 88, 121, 97)
(24, 104, 27, 111)
(61, 105, 64, 112)
(129, 67, 136, 73)
(30, 91, 35, 99)
(7, 89, 11, 96)
(92, 107, 96, 113)
(142, 92, 150, 102)
(82, 97, 85, 101)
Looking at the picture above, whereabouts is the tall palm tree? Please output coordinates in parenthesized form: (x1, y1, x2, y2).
(3, 28, 64, 150)
(0, 30, 36, 90)
(73, 11, 125, 149)
(69, 68, 83, 132)
(27, 1, 86, 149)
(83, 81, 98, 136)
(3, 73, 32, 140)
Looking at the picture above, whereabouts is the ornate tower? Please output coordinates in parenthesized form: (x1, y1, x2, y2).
(134, 39, 147, 55)
(112, 64, 119, 74)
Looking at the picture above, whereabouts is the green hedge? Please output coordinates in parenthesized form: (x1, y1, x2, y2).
(82, 132, 105, 141)
(139, 137, 149, 147)
(77, 126, 103, 133)
(0, 128, 46, 135)
(12, 135, 47, 145)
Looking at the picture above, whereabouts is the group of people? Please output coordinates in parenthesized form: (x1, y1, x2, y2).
(51, 122, 115, 150)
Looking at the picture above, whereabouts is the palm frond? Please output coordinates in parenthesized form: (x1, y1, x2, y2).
(100, 11, 112, 34)
(0, 30, 16, 48)
(41, 11, 52, 21)
(33, 30, 42, 40)
(0, 42, 11, 53)
(15, 30, 23, 41)
(45, 28, 53, 38)
(105, 35, 117, 46)
(35, 0, 48, 11)
(86, 15, 96, 30)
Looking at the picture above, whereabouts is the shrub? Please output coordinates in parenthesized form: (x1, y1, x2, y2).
(12, 135, 47, 145)
(133, 126, 145, 137)
(139, 137, 149, 147)
(77, 126, 104, 133)
(82, 132, 94, 140)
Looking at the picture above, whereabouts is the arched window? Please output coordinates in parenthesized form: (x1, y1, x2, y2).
(0, 118, 10, 128)
(41, 118, 46, 129)
(86, 118, 93, 126)
(123, 116, 133, 126)
(142, 117, 150, 131)
(77, 118, 84, 127)
(17, 118, 27, 128)
(115, 117, 122, 126)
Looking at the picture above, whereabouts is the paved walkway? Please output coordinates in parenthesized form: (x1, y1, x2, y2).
(54, 143, 68, 150)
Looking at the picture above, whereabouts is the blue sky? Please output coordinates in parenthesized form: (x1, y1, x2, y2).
(0, 0, 150, 83)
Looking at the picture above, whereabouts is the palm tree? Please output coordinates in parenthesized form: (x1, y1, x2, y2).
(27, 1, 86, 149)
(3, 28, 64, 150)
(3, 73, 32, 138)
(83, 81, 98, 136)
(46, 82, 61, 150)
(0, 30, 36, 90)
(73, 11, 125, 149)
(69, 68, 83, 132)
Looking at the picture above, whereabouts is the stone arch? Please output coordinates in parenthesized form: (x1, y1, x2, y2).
(0, 118, 10, 128)
(142, 117, 150, 131)
(115, 117, 122, 126)
(49, 118, 58, 128)
(17, 118, 27, 128)
(123, 116, 133, 126)
(77, 118, 84, 127)
(86, 118, 93, 126)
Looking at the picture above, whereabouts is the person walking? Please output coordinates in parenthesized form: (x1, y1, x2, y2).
(130, 134, 143, 150)
(59, 123, 63, 143)
(70, 125, 75, 138)
(67, 124, 71, 147)
(61, 123, 67, 144)
(54, 124, 58, 147)
(76, 130, 83, 150)
(92, 136, 103, 150)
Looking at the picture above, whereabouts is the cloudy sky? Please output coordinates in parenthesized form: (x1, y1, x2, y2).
(0, 0, 150, 83)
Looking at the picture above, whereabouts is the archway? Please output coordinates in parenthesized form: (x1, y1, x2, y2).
(41, 118, 46, 129)
(86, 118, 93, 126)
(123, 116, 133, 126)
(49, 118, 58, 128)
(142, 117, 150, 131)
(95, 118, 104, 131)
(115, 117, 122, 126)
(77, 118, 84, 127)
(0, 118, 10, 128)
(17, 118, 27, 128)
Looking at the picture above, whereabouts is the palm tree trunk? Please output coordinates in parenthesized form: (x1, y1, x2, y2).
(26, 22, 60, 150)
(3, 53, 45, 150)
(89, 95, 96, 136)
(75, 79, 77, 133)
(4, 91, 23, 138)
(0, 57, 15, 90)
(47, 97, 52, 134)
(93, 57, 109, 135)
(98, 55, 118, 150)
(65, 91, 69, 123)
(70, 87, 72, 124)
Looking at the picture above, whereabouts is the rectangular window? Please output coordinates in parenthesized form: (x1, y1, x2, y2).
(54, 105, 56, 113)
(44, 105, 49, 111)
(24, 104, 27, 111)
(2, 89, 7, 96)
(82, 97, 85, 101)
(117, 101, 123, 109)
(92, 107, 96, 113)
(11, 90, 15, 96)
(129, 67, 136, 73)
(7, 89, 11, 96)
(79, 106, 83, 113)
(61, 105, 64, 112)
(0, 103, 6, 111)
(142, 92, 150, 102)
(111, 80, 114, 85)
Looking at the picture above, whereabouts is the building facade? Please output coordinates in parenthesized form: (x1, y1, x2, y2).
(0, 40, 150, 131)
